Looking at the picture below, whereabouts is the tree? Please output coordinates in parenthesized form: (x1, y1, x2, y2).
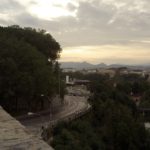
(0, 25, 62, 60)
(50, 74, 150, 150)
(0, 26, 63, 114)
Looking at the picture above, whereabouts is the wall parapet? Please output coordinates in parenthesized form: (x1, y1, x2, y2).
(0, 106, 53, 150)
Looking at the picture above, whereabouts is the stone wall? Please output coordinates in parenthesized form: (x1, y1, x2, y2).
(0, 106, 53, 150)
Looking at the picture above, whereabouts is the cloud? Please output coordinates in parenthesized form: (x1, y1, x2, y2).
(0, 0, 150, 64)
(0, 0, 24, 12)
(66, 2, 77, 11)
(49, 0, 150, 47)
(1, 0, 150, 47)
(0, 0, 24, 23)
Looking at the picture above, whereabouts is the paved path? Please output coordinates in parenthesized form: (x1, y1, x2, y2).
(19, 95, 91, 137)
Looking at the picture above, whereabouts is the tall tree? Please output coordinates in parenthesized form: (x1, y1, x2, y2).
(0, 26, 63, 114)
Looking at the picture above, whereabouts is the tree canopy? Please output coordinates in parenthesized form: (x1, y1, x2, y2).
(0, 25, 61, 60)
(0, 25, 63, 114)
(51, 73, 150, 150)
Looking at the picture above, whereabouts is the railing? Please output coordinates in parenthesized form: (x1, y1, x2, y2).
(46, 104, 92, 128)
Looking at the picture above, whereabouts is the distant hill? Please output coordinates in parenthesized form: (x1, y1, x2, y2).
(60, 61, 150, 70)
(60, 62, 107, 70)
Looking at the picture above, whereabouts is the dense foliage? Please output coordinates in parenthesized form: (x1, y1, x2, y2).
(0, 25, 63, 114)
(51, 73, 150, 150)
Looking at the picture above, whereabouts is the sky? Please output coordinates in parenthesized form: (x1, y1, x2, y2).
(0, 0, 150, 65)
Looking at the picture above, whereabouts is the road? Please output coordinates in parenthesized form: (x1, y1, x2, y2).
(19, 95, 91, 137)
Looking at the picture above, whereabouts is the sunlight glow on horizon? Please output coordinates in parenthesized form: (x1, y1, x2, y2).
(59, 45, 150, 65)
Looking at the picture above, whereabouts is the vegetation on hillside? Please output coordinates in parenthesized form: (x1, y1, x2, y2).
(50, 73, 150, 150)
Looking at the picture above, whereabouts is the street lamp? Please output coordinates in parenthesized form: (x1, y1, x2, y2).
(58, 67, 61, 98)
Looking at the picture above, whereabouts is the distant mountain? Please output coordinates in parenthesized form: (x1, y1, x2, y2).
(60, 61, 150, 70)
(60, 62, 93, 69)
(109, 64, 127, 68)
(96, 63, 107, 68)
(60, 61, 107, 70)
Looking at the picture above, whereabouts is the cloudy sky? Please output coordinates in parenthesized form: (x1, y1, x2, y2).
(1, 0, 150, 65)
